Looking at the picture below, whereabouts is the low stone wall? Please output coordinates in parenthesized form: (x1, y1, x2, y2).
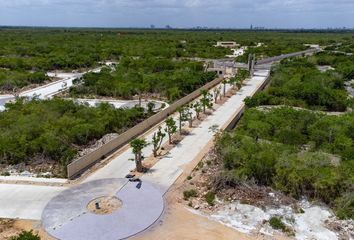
(67, 77, 224, 179)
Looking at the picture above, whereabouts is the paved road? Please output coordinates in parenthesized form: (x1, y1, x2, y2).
(25, 69, 101, 100)
(42, 179, 164, 240)
(142, 70, 270, 193)
(83, 82, 235, 183)
(0, 70, 95, 110)
(0, 95, 14, 111)
(74, 99, 167, 111)
(255, 48, 320, 65)
(0, 184, 65, 220)
(0, 68, 167, 112)
(0, 70, 270, 221)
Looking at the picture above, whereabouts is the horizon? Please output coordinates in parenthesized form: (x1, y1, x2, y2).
(1, 25, 354, 31)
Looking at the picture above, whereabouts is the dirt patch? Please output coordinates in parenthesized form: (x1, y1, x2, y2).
(87, 196, 122, 215)
(132, 145, 288, 240)
(132, 201, 256, 240)
(0, 219, 53, 240)
(177, 148, 296, 213)
(0, 161, 62, 178)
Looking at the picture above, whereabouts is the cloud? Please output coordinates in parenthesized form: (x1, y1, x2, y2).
(0, 0, 353, 28)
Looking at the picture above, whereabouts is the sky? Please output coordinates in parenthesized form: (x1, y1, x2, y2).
(1, 0, 354, 29)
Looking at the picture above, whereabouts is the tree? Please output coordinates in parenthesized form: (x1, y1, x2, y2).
(193, 101, 203, 120)
(177, 106, 189, 133)
(130, 138, 149, 172)
(152, 126, 166, 157)
(165, 117, 177, 144)
(167, 87, 182, 102)
(200, 90, 213, 114)
(222, 80, 228, 97)
(236, 78, 242, 90)
(147, 101, 155, 115)
(185, 104, 194, 127)
(213, 86, 221, 103)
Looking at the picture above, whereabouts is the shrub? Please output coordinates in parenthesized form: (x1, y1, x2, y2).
(183, 189, 197, 200)
(334, 193, 354, 220)
(269, 217, 286, 231)
(10, 230, 40, 240)
(205, 192, 215, 206)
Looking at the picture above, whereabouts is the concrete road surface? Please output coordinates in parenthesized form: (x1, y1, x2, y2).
(142, 70, 270, 193)
(0, 70, 269, 222)
(0, 184, 65, 220)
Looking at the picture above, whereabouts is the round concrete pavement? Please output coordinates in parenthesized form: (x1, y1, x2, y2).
(42, 178, 164, 240)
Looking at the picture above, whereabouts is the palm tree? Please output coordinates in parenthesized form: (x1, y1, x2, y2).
(130, 138, 149, 172)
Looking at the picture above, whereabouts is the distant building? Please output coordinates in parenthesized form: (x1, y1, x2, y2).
(215, 41, 239, 48)
(207, 60, 238, 78)
(304, 44, 321, 49)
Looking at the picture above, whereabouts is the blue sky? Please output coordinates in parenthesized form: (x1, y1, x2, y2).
(1, 0, 353, 28)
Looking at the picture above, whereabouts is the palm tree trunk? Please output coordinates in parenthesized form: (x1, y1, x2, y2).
(136, 152, 143, 172)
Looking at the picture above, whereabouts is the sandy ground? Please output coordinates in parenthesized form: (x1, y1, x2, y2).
(133, 131, 289, 240)
(0, 219, 53, 240)
(132, 201, 255, 240)
(133, 176, 290, 240)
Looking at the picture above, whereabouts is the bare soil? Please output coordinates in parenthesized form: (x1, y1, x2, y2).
(87, 196, 122, 215)
(0, 161, 62, 178)
(0, 219, 52, 240)
(133, 142, 289, 240)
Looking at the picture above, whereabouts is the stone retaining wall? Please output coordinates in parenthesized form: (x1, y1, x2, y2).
(67, 77, 224, 179)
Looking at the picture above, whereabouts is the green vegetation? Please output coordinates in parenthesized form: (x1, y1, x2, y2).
(0, 98, 147, 173)
(130, 138, 149, 172)
(334, 193, 354, 219)
(269, 217, 287, 231)
(70, 58, 216, 102)
(0, 69, 48, 92)
(215, 108, 354, 218)
(200, 90, 214, 113)
(183, 189, 198, 200)
(165, 117, 178, 144)
(1, 28, 352, 91)
(245, 57, 349, 111)
(324, 40, 354, 55)
(152, 126, 166, 157)
(310, 51, 354, 81)
(205, 191, 216, 206)
(10, 230, 40, 240)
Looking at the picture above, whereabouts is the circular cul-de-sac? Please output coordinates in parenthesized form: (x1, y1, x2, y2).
(42, 178, 164, 240)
